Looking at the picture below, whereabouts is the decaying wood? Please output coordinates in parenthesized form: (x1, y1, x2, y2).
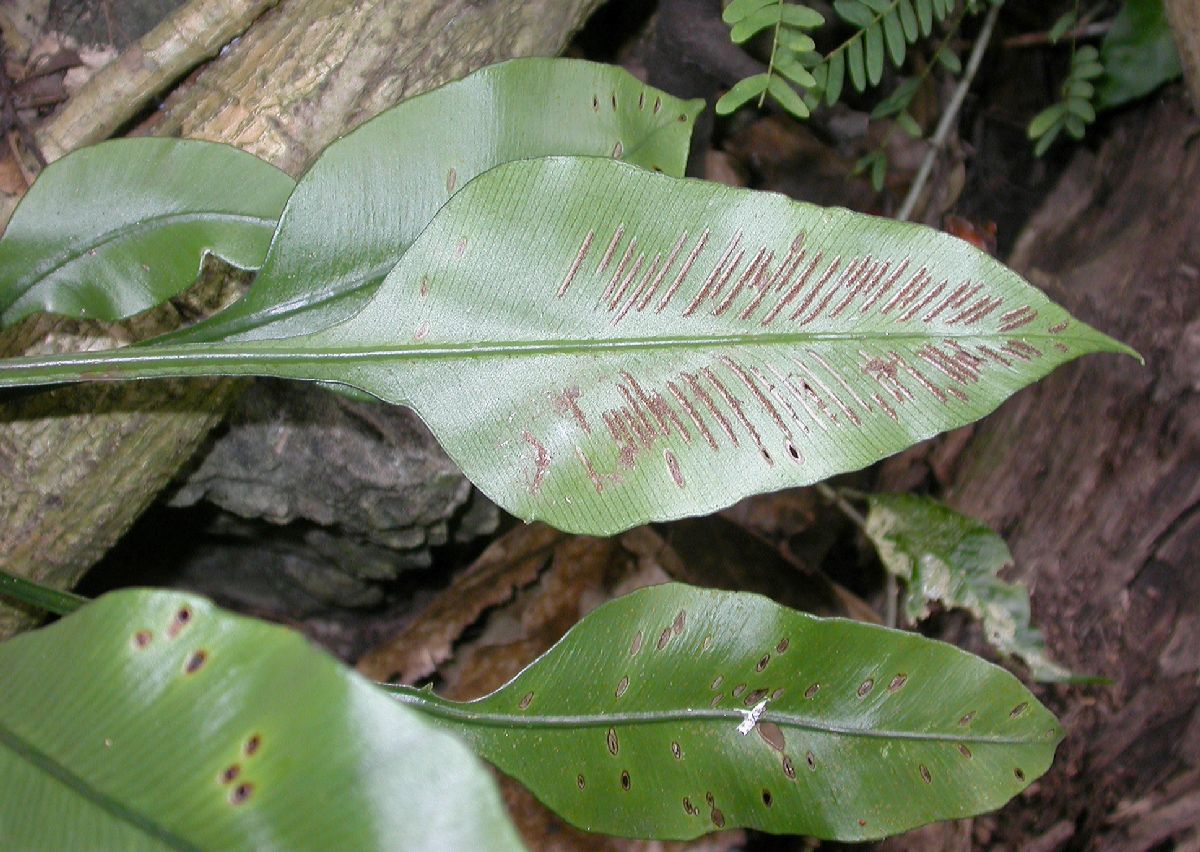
(0, 0, 605, 637)
(934, 91, 1200, 850)
(1164, 0, 1200, 111)
(35, 0, 281, 163)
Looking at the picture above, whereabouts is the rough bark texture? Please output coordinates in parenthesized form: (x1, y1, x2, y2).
(0, 0, 605, 637)
(939, 91, 1200, 850)
(1164, 0, 1200, 111)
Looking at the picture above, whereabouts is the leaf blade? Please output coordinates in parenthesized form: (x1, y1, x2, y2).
(0, 590, 523, 849)
(159, 58, 702, 345)
(386, 583, 1064, 841)
(0, 157, 1136, 536)
(0, 139, 294, 327)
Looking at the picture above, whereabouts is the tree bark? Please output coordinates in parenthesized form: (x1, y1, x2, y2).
(0, 0, 605, 637)
(1164, 0, 1200, 111)
(935, 90, 1200, 849)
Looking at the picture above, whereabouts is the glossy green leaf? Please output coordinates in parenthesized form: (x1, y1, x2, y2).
(715, 74, 771, 115)
(161, 58, 702, 345)
(938, 47, 963, 74)
(0, 156, 1134, 536)
(384, 583, 1063, 841)
(0, 590, 522, 850)
(0, 139, 293, 327)
(1048, 10, 1077, 44)
(1096, 0, 1182, 109)
(864, 493, 1094, 683)
(1028, 103, 1066, 139)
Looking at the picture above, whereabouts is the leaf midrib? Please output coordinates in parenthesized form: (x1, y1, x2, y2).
(0, 719, 198, 850)
(5, 211, 278, 300)
(386, 693, 1053, 746)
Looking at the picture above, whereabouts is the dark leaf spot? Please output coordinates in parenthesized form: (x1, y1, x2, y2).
(787, 441, 802, 461)
(806, 750, 816, 769)
(858, 819, 867, 827)
(887, 673, 908, 693)
(757, 722, 785, 752)
(709, 693, 724, 707)
(133, 630, 152, 649)
(683, 797, 695, 815)
(771, 688, 785, 701)
(857, 677, 875, 698)
(615, 676, 629, 698)
(761, 789, 773, 807)
(958, 744, 973, 758)
(1014, 767, 1026, 781)
(671, 740, 683, 759)
(184, 650, 207, 675)
(168, 607, 192, 638)
(592, 94, 599, 111)
(776, 638, 790, 653)
(919, 764, 932, 784)
(782, 756, 796, 779)
(620, 770, 631, 791)
(219, 765, 240, 784)
(744, 687, 768, 706)
(959, 711, 977, 726)
(611, 93, 618, 110)
(756, 653, 770, 672)
(577, 774, 586, 790)
(612, 140, 624, 158)
(711, 675, 724, 691)
(244, 734, 261, 757)
(678, 113, 688, 122)
(630, 630, 643, 656)
(673, 609, 687, 635)
(657, 627, 672, 650)
(519, 691, 534, 710)
(653, 96, 662, 113)
(1010, 702, 1029, 719)
(607, 727, 619, 756)
(804, 683, 820, 700)
(229, 782, 253, 805)
(710, 807, 725, 828)
(732, 683, 746, 698)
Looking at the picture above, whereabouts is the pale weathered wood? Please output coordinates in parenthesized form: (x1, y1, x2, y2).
(0, 0, 605, 636)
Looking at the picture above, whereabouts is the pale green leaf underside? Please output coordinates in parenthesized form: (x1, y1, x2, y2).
(0, 156, 1134, 536)
(161, 57, 702, 346)
(386, 583, 1062, 841)
(0, 139, 295, 327)
(864, 492, 1091, 683)
(0, 590, 522, 851)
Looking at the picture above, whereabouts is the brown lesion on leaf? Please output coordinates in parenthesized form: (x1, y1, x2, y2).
(555, 230, 594, 299)
(683, 230, 744, 317)
(550, 387, 591, 434)
(1048, 320, 1070, 333)
(520, 430, 551, 495)
(657, 229, 709, 313)
(598, 223, 626, 274)
(445, 167, 457, 195)
(998, 305, 1038, 332)
(791, 255, 843, 326)
(1002, 339, 1043, 360)
(860, 258, 912, 315)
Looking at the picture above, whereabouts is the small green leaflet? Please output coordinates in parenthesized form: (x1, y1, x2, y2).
(0, 590, 522, 850)
(864, 492, 1098, 683)
(0, 156, 1136, 536)
(384, 583, 1063, 841)
(0, 139, 294, 327)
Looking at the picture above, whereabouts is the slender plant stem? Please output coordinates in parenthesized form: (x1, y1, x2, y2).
(814, 481, 867, 529)
(897, 2, 1003, 222)
(0, 569, 89, 616)
(815, 482, 899, 627)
